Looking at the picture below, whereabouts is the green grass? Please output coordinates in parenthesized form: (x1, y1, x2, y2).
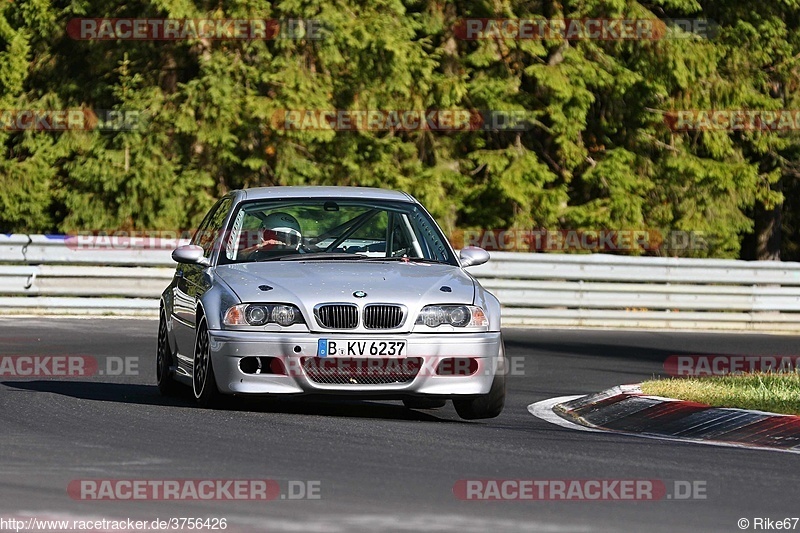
(640, 373, 800, 416)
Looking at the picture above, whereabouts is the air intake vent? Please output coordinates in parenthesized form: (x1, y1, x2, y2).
(302, 357, 422, 385)
(363, 305, 405, 329)
(314, 304, 358, 329)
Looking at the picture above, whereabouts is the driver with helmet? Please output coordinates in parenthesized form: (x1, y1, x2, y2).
(241, 212, 302, 259)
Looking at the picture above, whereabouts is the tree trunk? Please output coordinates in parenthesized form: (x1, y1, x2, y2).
(755, 178, 783, 261)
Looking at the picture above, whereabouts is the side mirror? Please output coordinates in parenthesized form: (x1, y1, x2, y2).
(172, 245, 210, 267)
(459, 247, 490, 268)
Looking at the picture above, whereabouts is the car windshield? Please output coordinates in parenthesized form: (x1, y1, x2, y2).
(218, 198, 457, 266)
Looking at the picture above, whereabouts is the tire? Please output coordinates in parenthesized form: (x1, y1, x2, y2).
(156, 310, 181, 396)
(193, 317, 223, 408)
(403, 398, 447, 410)
(453, 358, 506, 420)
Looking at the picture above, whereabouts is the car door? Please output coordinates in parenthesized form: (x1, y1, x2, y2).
(171, 197, 232, 368)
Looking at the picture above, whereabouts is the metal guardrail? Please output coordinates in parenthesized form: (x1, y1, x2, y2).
(469, 253, 800, 331)
(1, 235, 800, 331)
(0, 234, 182, 315)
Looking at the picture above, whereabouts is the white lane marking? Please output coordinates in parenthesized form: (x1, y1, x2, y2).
(528, 395, 800, 455)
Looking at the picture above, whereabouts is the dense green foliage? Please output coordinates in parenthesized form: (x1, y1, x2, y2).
(1, 0, 799, 258)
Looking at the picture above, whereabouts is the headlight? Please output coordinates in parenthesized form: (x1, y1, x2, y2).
(224, 304, 305, 327)
(415, 305, 488, 328)
(271, 305, 297, 326)
(246, 305, 268, 326)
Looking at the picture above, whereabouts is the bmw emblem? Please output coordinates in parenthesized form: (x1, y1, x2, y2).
(353, 291, 367, 298)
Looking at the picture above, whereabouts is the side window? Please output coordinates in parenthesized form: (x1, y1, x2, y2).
(409, 209, 451, 262)
(192, 198, 232, 258)
(190, 202, 221, 247)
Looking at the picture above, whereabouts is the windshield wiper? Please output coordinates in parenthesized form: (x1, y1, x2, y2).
(362, 256, 445, 264)
(275, 252, 368, 261)
(256, 253, 444, 263)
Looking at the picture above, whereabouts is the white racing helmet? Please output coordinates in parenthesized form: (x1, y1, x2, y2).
(259, 212, 302, 250)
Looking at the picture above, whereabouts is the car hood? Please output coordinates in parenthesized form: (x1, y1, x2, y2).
(214, 261, 476, 333)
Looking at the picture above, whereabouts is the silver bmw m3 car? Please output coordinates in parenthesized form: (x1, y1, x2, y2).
(157, 186, 505, 419)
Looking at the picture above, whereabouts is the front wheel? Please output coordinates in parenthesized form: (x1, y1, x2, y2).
(193, 317, 222, 408)
(453, 355, 506, 420)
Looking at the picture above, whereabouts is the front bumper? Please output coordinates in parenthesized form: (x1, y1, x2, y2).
(207, 330, 503, 397)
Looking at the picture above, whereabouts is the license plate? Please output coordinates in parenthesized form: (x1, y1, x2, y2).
(317, 339, 407, 357)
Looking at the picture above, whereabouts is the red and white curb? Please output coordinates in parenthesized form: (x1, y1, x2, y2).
(528, 385, 800, 454)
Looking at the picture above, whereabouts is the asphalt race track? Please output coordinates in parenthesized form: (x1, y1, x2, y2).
(1, 318, 799, 532)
